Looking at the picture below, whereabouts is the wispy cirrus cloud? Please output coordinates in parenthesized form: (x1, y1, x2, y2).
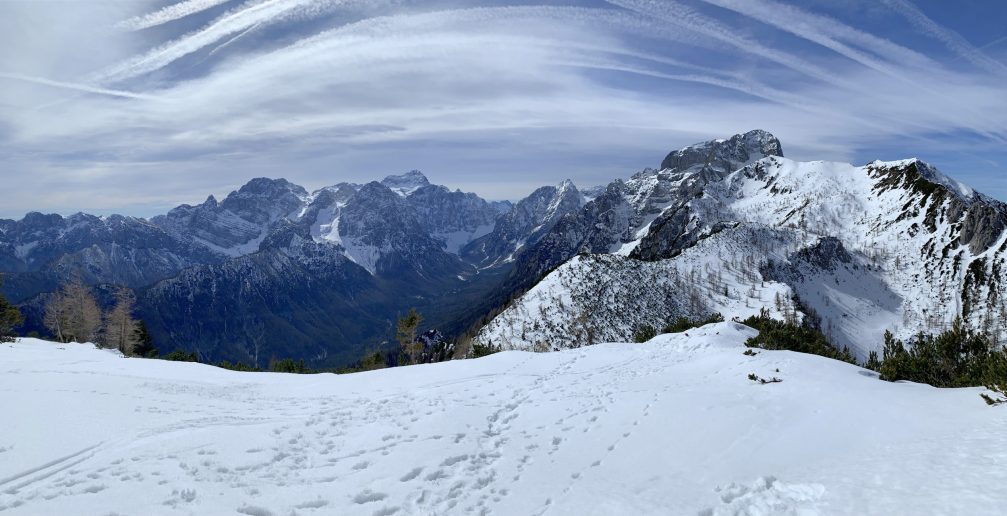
(116, 0, 236, 31)
(0, 0, 1004, 218)
(879, 0, 1007, 75)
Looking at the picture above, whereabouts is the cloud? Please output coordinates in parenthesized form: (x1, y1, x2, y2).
(95, 0, 398, 84)
(116, 0, 236, 31)
(0, 1, 1004, 218)
(0, 73, 156, 100)
(879, 0, 1007, 75)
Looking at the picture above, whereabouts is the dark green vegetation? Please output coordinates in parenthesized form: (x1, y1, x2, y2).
(742, 310, 856, 364)
(632, 324, 657, 343)
(664, 312, 725, 334)
(736, 310, 1007, 406)
(871, 320, 1007, 391)
(747, 373, 782, 384)
(0, 277, 23, 343)
(162, 349, 199, 362)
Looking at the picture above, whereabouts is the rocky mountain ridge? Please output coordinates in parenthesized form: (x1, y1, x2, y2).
(476, 133, 1007, 359)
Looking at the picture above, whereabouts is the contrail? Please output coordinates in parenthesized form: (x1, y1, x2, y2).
(879, 0, 1007, 75)
(696, 0, 935, 73)
(0, 73, 155, 100)
(603, 0, 861, 92)
(116, 0, 237, 31)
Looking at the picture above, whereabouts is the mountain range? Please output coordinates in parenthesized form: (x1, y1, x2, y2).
(3, 129, 1004, 365)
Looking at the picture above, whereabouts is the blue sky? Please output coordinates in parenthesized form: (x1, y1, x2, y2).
(0, 0, 1004, 218)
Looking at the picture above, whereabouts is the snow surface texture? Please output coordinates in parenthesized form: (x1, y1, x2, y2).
(481, 153, 1007, 358)
(3, 329, 1007, 515)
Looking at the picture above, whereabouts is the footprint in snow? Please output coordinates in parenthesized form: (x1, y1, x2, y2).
(352, 490, 388, 504)
(399, 467, 423, 482)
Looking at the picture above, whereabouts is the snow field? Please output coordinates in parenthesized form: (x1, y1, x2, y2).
(2, 325, 1007, 515)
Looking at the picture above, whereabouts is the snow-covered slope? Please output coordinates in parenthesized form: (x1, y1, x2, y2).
(480, 133, 1007, 358)
(3, 328, 1006, 515)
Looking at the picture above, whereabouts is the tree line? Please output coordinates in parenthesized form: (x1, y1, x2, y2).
(41, 277, 157, 357)
(0, 274, 155, 356)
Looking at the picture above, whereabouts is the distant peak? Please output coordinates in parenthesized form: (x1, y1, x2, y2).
(236, 177, 308, 198)
(660, 130, 783, 174)
(868, 158, 975, 199)
(381, 170, 430, 197)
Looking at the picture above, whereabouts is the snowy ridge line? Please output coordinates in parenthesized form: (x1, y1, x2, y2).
(480, 134, 1007, 358)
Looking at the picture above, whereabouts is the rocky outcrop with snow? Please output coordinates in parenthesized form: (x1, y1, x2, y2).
(478, 133, 1007, 359)
(461, 180, 584, 267)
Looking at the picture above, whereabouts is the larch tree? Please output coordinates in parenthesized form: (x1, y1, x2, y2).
(105, 287, 141, 355)
(44, 277, 102, 344)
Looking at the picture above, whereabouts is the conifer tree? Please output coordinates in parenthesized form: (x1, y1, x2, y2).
(132, 320, 158, 358)
(396, 308, 423, 364)
(0, 277, 23, 343)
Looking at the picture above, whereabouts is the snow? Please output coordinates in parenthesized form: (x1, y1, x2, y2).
(3, 329, 1007, 515)
(489, 153, 1005, 358)
(339, 237, 385, 275)
(434, 223, 495, 254)
(310, 206, 386, 274)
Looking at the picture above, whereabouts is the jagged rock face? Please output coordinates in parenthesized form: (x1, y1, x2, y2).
(405, 185, 501, 253)
(0, 212, 221, 302)
(479, 134, 1007, 359)
(461, 181, 583, 267)
(381, 170, 430, 197)
(3, 171, 538, 366)
(152, 178, 307, 254)
(659, 129, 783, 174)
(512, 130, 785, 284)
(335, 182, 465, 276)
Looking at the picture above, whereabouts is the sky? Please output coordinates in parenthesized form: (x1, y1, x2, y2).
(0, 0, 1004, 219)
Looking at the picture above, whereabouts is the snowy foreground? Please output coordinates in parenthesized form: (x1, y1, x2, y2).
(3, 323, 1007, 515)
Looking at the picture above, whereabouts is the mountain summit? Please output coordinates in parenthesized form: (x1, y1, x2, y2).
(381, 170, 431, 197)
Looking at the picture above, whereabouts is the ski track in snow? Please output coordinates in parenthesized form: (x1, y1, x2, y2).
(3, 326, 1007, 515)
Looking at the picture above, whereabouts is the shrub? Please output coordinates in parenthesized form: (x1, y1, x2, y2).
(216, 361, 261, 372)
(162, 349, 199, 362)
(471, 342, 501, 358)
(663, 312, 724, 334)
(741, 312, 856, 364)
(877, 320, 1007, 388)
(632, 324, 657, 343)
(269, 358, 310, 374)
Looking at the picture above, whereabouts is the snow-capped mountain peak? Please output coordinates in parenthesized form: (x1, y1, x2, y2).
(659, 128, 783, 177)
(381, 170, 431, 197)
(478, 132, 1007, 363)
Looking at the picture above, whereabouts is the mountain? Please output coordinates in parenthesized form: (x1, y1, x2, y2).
(1, 171, 573, 367)
(6, 130, 1005, 367)
(461, 180, 584, 267)
(477, 132, 1007, 359)
(0, 212, 221, 303)
(151, 178, 308, 256)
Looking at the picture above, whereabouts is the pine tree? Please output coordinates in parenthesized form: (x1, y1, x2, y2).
(105, 287, 141, 355)
(396, 308, 423, 365)
(132, 320, 158, 358)
(0, 277, 23, 343)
